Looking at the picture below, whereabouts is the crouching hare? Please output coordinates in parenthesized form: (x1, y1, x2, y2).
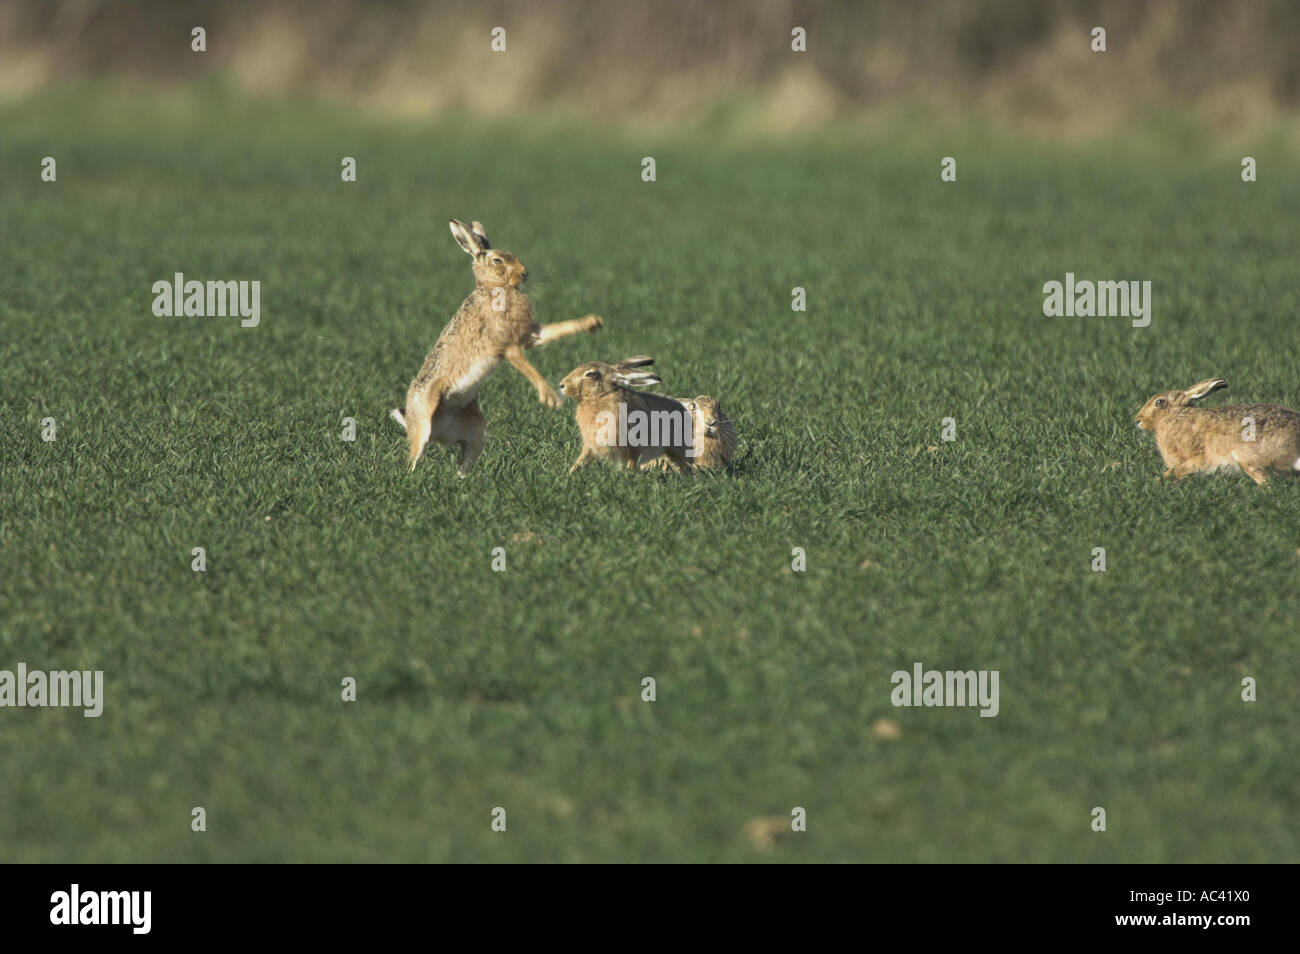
(558, 357, 694, 474)
(641, 395, 736, 471)
(1135, 377, 1300, 485)
(392, 219, 603, 475)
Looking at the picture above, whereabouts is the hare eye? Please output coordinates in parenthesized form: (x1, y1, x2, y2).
(1155, 398, 1166, 407)
(585, 369, 600, 379)
(492, 257, 503, 264)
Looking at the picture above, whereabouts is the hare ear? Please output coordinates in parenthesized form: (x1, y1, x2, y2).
(470, 221, 491, 249)
(615, 355, 655, 371)
(1184, 378, 1228, 403)
(449, 219, 486, 257)
(612, 371, 662, 388)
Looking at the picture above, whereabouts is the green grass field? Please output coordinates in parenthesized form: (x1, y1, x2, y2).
(2, 92, 1298, 862)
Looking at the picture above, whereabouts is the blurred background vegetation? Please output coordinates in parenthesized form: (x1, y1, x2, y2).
(2, 0, 1298, 149)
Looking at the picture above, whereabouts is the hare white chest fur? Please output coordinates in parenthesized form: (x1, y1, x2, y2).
(445, 355, 501, 408)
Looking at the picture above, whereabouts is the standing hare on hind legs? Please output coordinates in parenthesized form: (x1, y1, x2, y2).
(391, 219, 603, 475)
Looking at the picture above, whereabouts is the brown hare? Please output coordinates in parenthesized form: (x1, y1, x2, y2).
(558, 357, 694, 475)
(675, 395, 735, 470)
(391, 219, 603, 475)
(1135, 377, 1300, 485)
(641, 395, 736, 471)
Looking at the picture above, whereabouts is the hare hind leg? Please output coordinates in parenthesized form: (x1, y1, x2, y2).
(1239, 462, 1270, 485)
(403, 387, 441, 472)
(406, 419, 431, 472)
(452, 401, 486, 477)
(1228, 450, 1270, 485)
(405, 411, 433, 473)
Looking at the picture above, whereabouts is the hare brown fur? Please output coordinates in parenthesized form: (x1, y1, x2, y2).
(642, 395, 736, 471)
(558, 357, 694, 475)
(1135, 377, 1300, 485)
(677, 395, 735, 470)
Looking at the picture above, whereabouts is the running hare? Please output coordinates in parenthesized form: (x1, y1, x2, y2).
(392, 219, 603, 474)
(1135, 377, 1300, 485)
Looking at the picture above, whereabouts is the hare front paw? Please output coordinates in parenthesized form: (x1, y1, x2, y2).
(582, 314, 603, 333)
(540, 386, 564, 408)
